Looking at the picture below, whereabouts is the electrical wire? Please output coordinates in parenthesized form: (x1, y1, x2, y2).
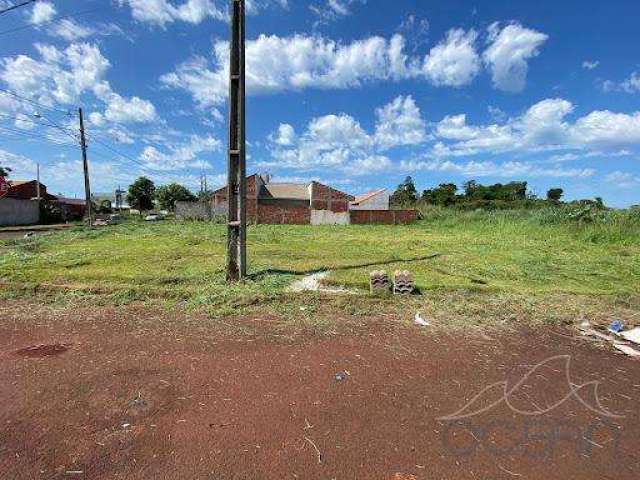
(0, 88, 76, 117)
(0, 6, 103, 36)
(0, 0, 36, 16)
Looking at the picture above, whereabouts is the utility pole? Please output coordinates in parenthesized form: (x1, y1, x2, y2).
(226, 0, 247, 282)
(78, 107, 92, 227)
(35, 163, 41, 201)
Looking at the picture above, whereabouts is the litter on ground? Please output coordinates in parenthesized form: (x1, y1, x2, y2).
(621, 327, 640, 345)
(414, 313, 430, 327)
(614, 344, 640, 357)
(579, 319, 640, 358)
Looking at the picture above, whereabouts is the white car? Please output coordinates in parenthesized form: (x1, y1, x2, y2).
(144, 214, 165, 222)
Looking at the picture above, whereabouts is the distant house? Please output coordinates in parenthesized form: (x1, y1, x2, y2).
(92, 189, 130, 211)
(211, 173, 354, 225)
(54, 196, 86, 218)
(5, 180, 50, 200)
(176, 173, 417, 225)
(350, 189, 390, 211)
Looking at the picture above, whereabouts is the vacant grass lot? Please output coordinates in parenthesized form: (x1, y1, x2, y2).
(1, 208, 639, 327)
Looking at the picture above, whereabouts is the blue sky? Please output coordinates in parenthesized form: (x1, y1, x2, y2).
(0, 0, 639, 207)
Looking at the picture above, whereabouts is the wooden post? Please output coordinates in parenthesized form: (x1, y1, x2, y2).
(78, 107, 92, 228)
(226, 0, 246, 281)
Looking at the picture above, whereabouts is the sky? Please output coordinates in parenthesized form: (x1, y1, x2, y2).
(0, 0, 639, 207)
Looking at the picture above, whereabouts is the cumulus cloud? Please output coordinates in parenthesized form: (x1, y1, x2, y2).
(30, 1, 56, 25)
(117, 0, 226, 26)
(118, 0, 287, 26)
(272, 123, 296, 146)
(432, 97, 640, 156)
(263, 95, 426, 175)
(163, 23, 548, 109)
(161, 33, 417, 107)
(0, 42, 157, 125)
(374, 95, 427, 149)
(422, 28, 480, 87)
(483, 22, 548, 92)
(138, 134, 221, 170)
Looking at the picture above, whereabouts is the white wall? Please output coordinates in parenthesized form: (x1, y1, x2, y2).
(310, 209, 350, 225)
(0, 199, 40, 226)
(350, 191, 390, 210)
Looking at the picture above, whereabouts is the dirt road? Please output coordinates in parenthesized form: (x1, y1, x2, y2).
(0, 301, 638, 479)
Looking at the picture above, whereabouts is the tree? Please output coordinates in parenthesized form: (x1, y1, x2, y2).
(127, 177, 156, 212)
(156, 183, 196, 211)
(0, 166, 11, 178)
(422, 183, 458, 206)
(546, 188, 564, 202)
(391, 176, 418, 206)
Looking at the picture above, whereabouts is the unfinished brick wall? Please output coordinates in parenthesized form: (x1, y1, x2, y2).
(350, 210, 418, 225)
(212, 174, 261, 222)
(257, 204, 310, 225)
(7, 181, 48, 200)
(310, 182, 353, 213)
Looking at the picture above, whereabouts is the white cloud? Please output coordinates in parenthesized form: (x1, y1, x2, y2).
(310, 0, 364, 23)
(570, 110, 640, 147)
(483, 22, 548, 92)
(31, 1, 56, 25)
(117, 0, 226, 26)
(49, 19, 95, 42)
(0, 42, 157, 125)
(264, 95, 427, 174)
(400, 158, 595, 179)
(433, 97, 640, 156)
(621, 73, 640, 93)
(161, 33, 416, 107)
(605, 170, 639, 187)
(423, 28, 480, 87)
(163, 23, 548, 106)
(374, 95, 427, 149)
(118, 0, 287, 26)
(272, 123, 296, 146)
(582, 60, 599, 70)
(600, 72, 640, 94)
(138, 134, 221, 170)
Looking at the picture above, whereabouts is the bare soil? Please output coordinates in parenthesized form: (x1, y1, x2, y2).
(0, 300, 639, 479)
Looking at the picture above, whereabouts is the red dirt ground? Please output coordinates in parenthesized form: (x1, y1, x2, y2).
(0, 301, 639, 479)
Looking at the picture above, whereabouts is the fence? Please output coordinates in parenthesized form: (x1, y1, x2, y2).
(0, 198, 40, 226)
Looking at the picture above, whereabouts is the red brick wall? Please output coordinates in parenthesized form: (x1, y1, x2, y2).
(257, 204, 310, 225)
(7, 181, 48, 200)
(212, 174, 261, 200)
(310, 182, 353, 213)
(350, 210, 418, 225)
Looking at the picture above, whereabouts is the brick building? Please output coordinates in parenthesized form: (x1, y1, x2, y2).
(5, 180, 50, 200)
(212, 174, 354, 225)
(5, 180, 85, 219)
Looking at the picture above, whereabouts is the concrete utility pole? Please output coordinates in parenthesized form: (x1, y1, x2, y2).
(78, 107, 92, 227)
(35, 163, 41, 201)
(226, 0, 247, 282)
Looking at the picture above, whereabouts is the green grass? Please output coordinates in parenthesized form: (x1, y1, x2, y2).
(1, 208, 639, 326)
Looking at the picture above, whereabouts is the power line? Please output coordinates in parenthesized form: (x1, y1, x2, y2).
(87, 137, 178, 182)
(0, 6, 103, 37)
(0, 0, 36, 16)
(0, 88, 76, 116)
(0, 125, 75, 146)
